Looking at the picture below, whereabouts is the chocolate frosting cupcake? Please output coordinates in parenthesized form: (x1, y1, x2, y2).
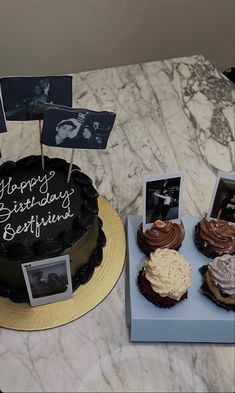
(195, 218, 235, 258)
(137, 220, 185, 255)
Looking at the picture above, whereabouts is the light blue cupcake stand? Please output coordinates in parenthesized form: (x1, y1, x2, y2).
(125, 215, 235, 343)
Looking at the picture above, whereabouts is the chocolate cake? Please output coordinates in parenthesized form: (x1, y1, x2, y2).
(0, 155, 106, 302)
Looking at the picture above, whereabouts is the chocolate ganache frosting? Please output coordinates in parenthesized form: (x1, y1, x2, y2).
(137, 220, 185, 255)
(195, 218, 235, 258)
(0, 155, 106, 302)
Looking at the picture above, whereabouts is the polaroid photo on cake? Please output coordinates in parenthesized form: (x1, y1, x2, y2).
(21, 255, 73, 307)
(143, 172, 183, 232)
(207, 171, 235, 224)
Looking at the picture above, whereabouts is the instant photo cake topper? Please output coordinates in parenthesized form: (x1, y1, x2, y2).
(22, 255, 73, 307)
(40, 106, 116, 149)
(207, 171, 235, 224)
(143, 172, 183, 232)
(40, 105, 116, 183)
(0, 75, 73, 169)
(0, 75, 72, 121)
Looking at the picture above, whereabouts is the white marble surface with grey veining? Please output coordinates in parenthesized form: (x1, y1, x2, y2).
(0, 55, 234, 393)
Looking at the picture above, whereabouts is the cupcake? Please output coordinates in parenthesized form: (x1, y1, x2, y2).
(138, 248, 192, 308)
(137, 219, 185, 256)
(194, 218, 235, 258)
(199, 254, 235, 311)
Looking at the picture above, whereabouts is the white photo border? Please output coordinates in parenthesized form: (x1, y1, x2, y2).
(207, 171, 235, 223)
(143, 171, 183, 232)
(22, 255, 73, 307)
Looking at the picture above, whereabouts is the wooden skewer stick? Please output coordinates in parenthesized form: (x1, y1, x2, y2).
(67, 148, 75, 184)
(39, 120, 45, 170)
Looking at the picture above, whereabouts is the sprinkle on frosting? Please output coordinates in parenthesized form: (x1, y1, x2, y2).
(143, 248, 192, 301)
(208, 254, 235, 298)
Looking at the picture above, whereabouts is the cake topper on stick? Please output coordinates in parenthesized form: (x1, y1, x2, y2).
(67, 148, 76, 183)
(0, 75, 73, 170)
(207, 171, 235, 224)
(40, 105, 116, 183)
(142, 172, 183, 232)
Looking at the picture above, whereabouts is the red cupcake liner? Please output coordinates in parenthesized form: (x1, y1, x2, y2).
(137, 269, 187, 309)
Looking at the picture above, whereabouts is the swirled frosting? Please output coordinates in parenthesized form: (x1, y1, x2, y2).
(143, 248, 192, 300)
(196, 219, 235, 255)
(208, 254, 235, 297)
(137, 220, 185, 254)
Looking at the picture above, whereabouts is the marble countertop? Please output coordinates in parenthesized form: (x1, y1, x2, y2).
(0, 55, 234, 392)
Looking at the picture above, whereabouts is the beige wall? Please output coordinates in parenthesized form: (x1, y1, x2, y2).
(0, 0, 234, 76)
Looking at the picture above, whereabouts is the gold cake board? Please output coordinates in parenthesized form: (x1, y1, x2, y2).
(0, 196, 126, 331)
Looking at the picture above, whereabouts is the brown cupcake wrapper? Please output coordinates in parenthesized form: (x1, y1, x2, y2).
(199, 265, 235, 312)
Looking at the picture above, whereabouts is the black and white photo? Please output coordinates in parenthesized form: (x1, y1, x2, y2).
(143, 172, 183, 231)
(22, 255, 73, 307)
(41, 106, 116, 149)
(208, 171, 235, 223)
(0, 76, 72, 121)
(0, 97, 7, 133)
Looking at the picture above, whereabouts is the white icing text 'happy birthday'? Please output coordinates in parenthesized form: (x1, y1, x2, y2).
(0, 171, 75, 241)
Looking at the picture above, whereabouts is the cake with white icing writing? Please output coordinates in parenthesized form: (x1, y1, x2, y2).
(0, 155, 106, 302)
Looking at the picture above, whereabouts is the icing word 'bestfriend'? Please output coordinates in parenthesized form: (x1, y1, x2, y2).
(0, 171, 75, 241)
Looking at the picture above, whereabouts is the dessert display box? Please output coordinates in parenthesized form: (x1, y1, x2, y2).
(125, 215, 235, 343)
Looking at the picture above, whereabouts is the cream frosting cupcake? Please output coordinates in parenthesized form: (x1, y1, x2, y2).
(199, 254, 235, 311)
(138, 248, 192, 308)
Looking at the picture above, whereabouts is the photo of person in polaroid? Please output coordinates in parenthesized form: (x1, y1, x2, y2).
(27, 263, 68, 299)
(22, 255, 73, 307)
(210, 174, 235, 223)
(145, 176, 181, 224)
